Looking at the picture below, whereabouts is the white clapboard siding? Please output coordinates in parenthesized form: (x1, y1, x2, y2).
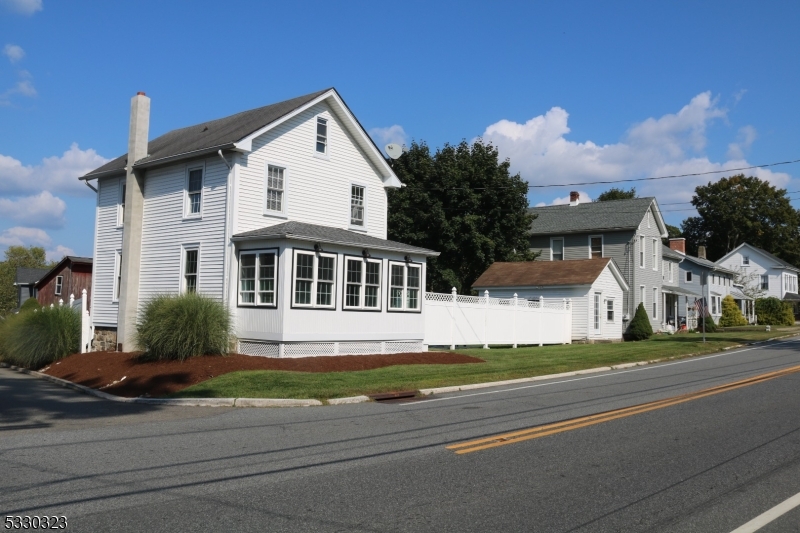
(138, 157, 228, 310)
(235, 102, 388, 238)
(587, 266, 625, 340)
(91, 176, 124, 326)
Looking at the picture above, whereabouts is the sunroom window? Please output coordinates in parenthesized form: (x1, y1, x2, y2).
(239, 251, 277, 306)
(293, 250, 336, 308)
(389, 261, 421, 311)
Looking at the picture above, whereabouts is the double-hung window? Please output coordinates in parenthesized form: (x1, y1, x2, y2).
(183, 248, 199, 293)
(118, 181, 126, 227)
(114, 250, 122, 301)
(551, 238, 564, 261)
(742, 255, 750, 266)
(186, 167, 203, 216)
(55, 276, 63, 296)
(239, 250, 277, 306)
(293, 250, 336, 308)
(351, 185, 365, 227)
(606, 299, 614, 322)
(652, 287, 658, 319)
(652, 238, 658, 270)
(761, 274, 769, 290)
(593, 293, 600, 331)
(669, 262, 673, 283)
(344, 257, 381, 310)
(639, 235, 645, 268)
(389, 261, 421, 311)
(265, 165, 285, 213)
(589, 236, 602, 258)
(686, 271, 693, 283)
(316, 117, 328, 154)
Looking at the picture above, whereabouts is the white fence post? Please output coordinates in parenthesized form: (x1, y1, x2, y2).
(58, 298, 63, 307)
(563, 299, 568, 344)
(69, 293, 75, 307)
(566, 298, 572, 344)
(538, 296, 543, 347)
(512, 293, 518, 349)
(483, 290, 489, 349)
(450, 287, 457, 351)
(80, 288, 92, 353)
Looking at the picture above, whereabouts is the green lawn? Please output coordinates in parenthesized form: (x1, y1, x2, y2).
(171, 327, 800, 401)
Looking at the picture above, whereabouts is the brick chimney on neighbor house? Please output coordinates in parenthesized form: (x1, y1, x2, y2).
(697, 245, 707, 260)
(117, 91, 150, 351)
(569, 191, 580, 206)
(669, 238, 686, 254)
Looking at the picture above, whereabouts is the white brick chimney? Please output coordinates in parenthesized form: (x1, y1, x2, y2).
(569, 191, 580, 206)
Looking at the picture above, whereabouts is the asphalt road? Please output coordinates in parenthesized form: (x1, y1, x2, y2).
(2, 338, 800, 532)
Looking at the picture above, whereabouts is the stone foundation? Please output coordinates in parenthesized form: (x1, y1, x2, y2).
(92, 327, 118, 352)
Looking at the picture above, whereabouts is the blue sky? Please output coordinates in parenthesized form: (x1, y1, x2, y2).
(1, 0, 799, 259)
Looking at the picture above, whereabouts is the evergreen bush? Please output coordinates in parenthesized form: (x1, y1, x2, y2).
(718, 295, 747, 327)
(696, 314, 717, 332)
(135, 292, 232, 361)
(755, 297, 795, 326)
(0, 305, 80, 368)
(19, 298, 41, 313)
(625, 302, 653, 341)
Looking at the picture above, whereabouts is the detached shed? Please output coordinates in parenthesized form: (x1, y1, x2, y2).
(473, 258, 629, 341)
(35, 256, 93, 308)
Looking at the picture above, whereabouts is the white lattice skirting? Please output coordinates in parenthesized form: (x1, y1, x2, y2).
(237, 341, 426, 358)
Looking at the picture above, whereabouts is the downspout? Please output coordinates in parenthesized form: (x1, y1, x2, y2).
(84, 180, 98, 193)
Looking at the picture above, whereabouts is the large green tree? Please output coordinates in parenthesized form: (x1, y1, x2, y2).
(596, 187, 636, 201)
(387, 140, 536, 293)
(0, 246, 50, 316)
(680, 175, 800, 264)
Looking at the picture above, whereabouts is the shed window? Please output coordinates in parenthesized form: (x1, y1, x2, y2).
(316, 117, 328, 154)
(344, 257, 381, 310)
(389, 261, 421, 311)
(55, 276, 63, 296)
(293, 250, 336, 308)
(187, 168, 203, 215)
(266, 165, 285, 213)
(239, 251, 277, 306)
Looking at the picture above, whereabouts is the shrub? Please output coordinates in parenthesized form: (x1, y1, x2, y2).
(755, 297, 795, 326)
(19, 298, 41, 313)
(625, 302, 653, 341)
(696, 314, 717, 332)
(135, 292, 232, 361)
(0, 305, 80, 368)
(719, 295, 747, 327)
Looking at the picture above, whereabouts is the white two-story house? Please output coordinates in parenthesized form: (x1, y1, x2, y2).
(81, 88, 438, 357)
(715, 242, 800, 304)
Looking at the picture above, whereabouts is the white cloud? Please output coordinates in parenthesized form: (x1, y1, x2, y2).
(534, 190, 593, 207)
(3, 44, 25, 63)
(727, 125, 757, 160)
(0, 191, 67, 228)
(0, 226, 51, 247)
(0, 71, 37, 104)
(481, 91, 792, 208)
(0, 143, 109, 197)
(369, 125, 409, 151)
(0, 0, 42, 15)
(46, 244, 75, 262)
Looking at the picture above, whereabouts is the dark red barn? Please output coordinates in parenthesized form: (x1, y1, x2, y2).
(36, 256, 93, 308)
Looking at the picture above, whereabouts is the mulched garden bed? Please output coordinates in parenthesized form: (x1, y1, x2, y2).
(40, 351, 484, 398)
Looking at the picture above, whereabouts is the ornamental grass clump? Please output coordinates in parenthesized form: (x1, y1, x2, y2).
(135, 292, 232, 361)
(0, 305, 80, 369)
(625, 302, 653, 341)
(718, 295, 748, 327)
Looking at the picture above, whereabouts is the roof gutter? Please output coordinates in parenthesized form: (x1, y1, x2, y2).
(80, 167, 126, 181)
(132, 143, 237, 170)
(231, 232, 440, 256)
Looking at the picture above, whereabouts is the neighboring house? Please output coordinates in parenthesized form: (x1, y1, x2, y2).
(80, 88, 438, 356)
(715, 242, 800, 304)
(13, 267, 49, 310)
(669, 239, 751, 325)
(528, 193, 667, 332)
(660, 243, 698, 328)
(472, 258, 629, 341)
(35, 256, 93, 308)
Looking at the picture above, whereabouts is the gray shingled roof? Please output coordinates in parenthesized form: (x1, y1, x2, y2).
(529, 197, 658, 234)
(83, 89, 331, 178)
(14, 267, 49, 285)
(662, 244, 685, 262)
(681, 253, 735, 274)
(232, 221, 439, 256)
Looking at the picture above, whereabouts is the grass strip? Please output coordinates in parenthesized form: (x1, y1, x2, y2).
(171, 327, 800, 400)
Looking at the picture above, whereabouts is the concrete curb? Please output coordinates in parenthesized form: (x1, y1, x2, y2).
(234, 398, 322, 407)
(327, 395, 371, 405)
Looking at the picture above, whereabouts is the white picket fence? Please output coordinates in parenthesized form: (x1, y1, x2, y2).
(54, 289, 92, 353)
(424, 288, 572, 348)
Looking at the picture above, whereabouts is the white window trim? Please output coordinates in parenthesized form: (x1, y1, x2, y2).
(112, 249, 122, 303)
(388, 260, 422, 312)
(343, 256, 382, 311)
(640, 285, 646, 309)
(291, 249, 337, 309)
(669, 262, 673, 283)
(314, 115, 330, 159)
(550, 237, 565, 261)
(652, 238, 658, 271)
(349, 182, 368, 231)
(184, 163, 205, 219)
(263, 162, 288, 218)
(647, 210, 651, 228)
(639, 235, 645, 269)
(55, 275, 63, 296)
(588, 235, 603, 259)
(742, 255, 750, 266)
(652, 287, 658, 319)
(686, 271, 693, 283)
(238, 249, 278, 307)
(593, 292, 601, 331)
(606, 298, 615, 322)
(117, 180, 126, 228)
(180, 243, 201, 293)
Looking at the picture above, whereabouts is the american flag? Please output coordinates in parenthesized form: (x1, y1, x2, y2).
(694, 298, 707, 316)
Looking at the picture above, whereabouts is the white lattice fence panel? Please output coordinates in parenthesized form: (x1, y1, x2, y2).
(283, 342, 337, 358)
(239, 341, 280, 357)
(426, 292, 453, 303)
(338, 342, 383, 355)
(385, 342, 424, 354)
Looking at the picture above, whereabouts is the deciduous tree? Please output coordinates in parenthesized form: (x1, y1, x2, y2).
(596, 187, 636, 201)
(0, 246, 51, 317)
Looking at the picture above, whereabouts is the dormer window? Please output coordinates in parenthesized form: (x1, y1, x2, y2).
(316, 117, 328, 154)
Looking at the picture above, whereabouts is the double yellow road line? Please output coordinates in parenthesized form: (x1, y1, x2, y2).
(447, 363, 800, 455)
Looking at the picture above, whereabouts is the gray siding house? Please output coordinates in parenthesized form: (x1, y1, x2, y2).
(13, 267, 48, 310)
(528, 193, 667, 331)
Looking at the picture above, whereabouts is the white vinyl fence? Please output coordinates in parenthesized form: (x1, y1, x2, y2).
(62, 289, 93, 353)
(424, 289, 572, 348)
